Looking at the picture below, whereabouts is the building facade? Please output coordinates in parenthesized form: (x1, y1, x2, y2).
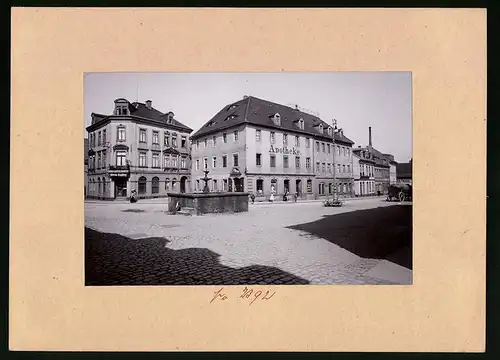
(84, 138, 89, 198)
(396, 159, 412, 184)
(386, 154, 398, 184)
(352, 127, 393, 195)
(352, 147, 376, 196)
(190, 96, 355, 200)
(86, 98, 193, 200)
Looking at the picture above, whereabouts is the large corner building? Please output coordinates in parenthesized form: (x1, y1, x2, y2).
(189, 96, 355, 199)
(86, 99, 193, 200)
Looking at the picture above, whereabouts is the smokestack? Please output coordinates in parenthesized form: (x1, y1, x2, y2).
(369, 127, 372, 147)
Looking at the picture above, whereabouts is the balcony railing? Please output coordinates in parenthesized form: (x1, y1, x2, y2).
(164, 166, 190, 172)
(109, 165, 129, 171)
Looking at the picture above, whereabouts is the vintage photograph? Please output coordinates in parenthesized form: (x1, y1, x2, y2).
(84, 72, 413, 286)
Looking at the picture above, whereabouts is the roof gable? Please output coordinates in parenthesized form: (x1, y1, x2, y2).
(190, 96, 355, 145)
(87, 100, 193, 132)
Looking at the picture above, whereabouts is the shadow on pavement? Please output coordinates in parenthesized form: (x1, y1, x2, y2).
(287, 205, 412, 269)
(85, 227, 310, 286)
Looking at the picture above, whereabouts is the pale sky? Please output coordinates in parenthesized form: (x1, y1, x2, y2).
(84, 72, 412, 163)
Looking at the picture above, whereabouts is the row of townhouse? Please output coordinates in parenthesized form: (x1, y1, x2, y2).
(85, 96, 402, 200)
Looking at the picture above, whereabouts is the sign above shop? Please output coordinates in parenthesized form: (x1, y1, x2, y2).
(269, 145, 301, 156)
(109, 171, 129, 177)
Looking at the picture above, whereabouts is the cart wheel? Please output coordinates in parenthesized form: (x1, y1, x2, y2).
(398, 191, 405, 202)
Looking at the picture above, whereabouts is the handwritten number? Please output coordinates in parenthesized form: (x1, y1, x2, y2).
(249, 290, 262, 306)
(240, 287, 248, 298)
(263, 290, 275, 300)
(211, 287, 275, 304)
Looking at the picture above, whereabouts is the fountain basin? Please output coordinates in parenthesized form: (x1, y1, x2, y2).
(167, 192, 249, 215)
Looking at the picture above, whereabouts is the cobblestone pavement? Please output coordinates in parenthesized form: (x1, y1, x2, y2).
(85, 198, 412, 285)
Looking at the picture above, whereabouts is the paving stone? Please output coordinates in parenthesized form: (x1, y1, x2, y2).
(85, 199, 411, 286)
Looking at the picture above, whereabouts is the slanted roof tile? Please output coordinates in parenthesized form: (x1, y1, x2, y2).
(190, 96, 355, 145)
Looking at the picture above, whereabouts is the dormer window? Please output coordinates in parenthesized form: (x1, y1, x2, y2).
(114, 99, 129, 116)
(295, 118, 304, 130)
(327, 126, 333, 136)
(115, 105, 128, 115)
(227, 104, 238, 111)
(318, 123, 323, 134)
(166, 112, 174, 124)
(225, 115, 237, 121)
(272, 113, 281, 126)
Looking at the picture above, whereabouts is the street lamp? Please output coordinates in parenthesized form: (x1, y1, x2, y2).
(332, 119, 339, 202)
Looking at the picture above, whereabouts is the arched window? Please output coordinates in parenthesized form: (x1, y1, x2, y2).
(102, 177, 106, 196)
(270, 179, 278, 194)
(165, 178, 170, 191)
(138, 176, 147, 194)
(172, 178, 177, 192)
(152, 177, 159, 194)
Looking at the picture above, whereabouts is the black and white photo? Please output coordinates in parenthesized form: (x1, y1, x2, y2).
(84, 72, 413, 286)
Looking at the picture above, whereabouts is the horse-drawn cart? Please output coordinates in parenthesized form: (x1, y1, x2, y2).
(387, 184, 412, 202)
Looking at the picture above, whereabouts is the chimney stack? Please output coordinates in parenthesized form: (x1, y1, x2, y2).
(369, 127, 372, 147)
(145, 100, 152, 109)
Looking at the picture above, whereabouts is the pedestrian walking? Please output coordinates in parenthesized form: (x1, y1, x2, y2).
(130, 190, 138, 203)
(250, 193, 255, 204)
(294, 191, 298, 202)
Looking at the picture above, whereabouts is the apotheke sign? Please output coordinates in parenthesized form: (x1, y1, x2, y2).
(269, 145, 301, 156)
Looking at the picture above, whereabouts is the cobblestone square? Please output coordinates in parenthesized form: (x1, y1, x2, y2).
(85, 198, 412, 286)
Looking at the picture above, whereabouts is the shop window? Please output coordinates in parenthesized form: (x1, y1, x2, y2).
(256, 179, 263, 193)
(138, 176, 147, 194)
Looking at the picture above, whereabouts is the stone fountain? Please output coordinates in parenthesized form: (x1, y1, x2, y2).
(166, 170, 249, 215)
(201, 170, 211, 193)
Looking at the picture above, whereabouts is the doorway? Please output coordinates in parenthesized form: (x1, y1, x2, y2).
(284, 179, 290, 193)
(180, 176, 187, 193)
(234, 177, 244, 192)
(295, 179, 302, 195)
(114, 178, 127, 198)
